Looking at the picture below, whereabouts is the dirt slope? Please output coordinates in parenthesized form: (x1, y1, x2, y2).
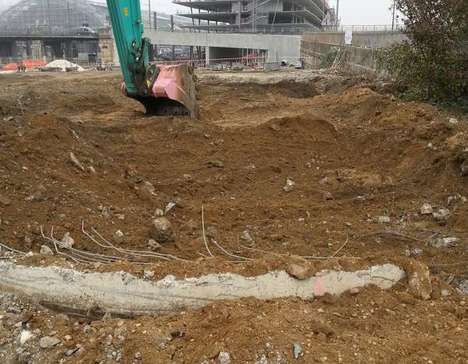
(0, 71, 466, 363)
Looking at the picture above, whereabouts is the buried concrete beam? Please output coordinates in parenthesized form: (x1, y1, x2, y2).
(0, 262, 405, 316)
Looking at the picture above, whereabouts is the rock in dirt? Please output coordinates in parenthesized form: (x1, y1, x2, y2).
(165, 201, 177, 214)
(148, 239, 162, 250)
(65, 348, 79, 357)
(143, 270, 155, 280)
(18, 330, 34, 346)
(448, 117, 459, 125)
(61, 233, 75, 248)
(40, 245, 53, 256)
(429, 236, 459, 248)
(461, 160, 468, 176)
(69, 152, 85, 172)
(377, 216, 391, 224)
(205, 225, 218, 239)
(39, 336, 61, 349)
(208, 160, 224, 169)
(283, 178, 296, 192)
(286, 263, 310, 280)
(240, 230, 254, 244)
(292, 343, 303, 359)
(154, 208, 164, 217)
(25, 184, 47, 202)
(456, 279, 468, 295)
(407, 260, 432, 300)
(420, 203, 433, 215)
(217, 352, 231, 364)
(405, 247, 423, 257)
(432, 208, 450, 224)
(138, 181, 156, 200)
(113, 230, 125, 243)
(0, 194, 11, 206)
(149, 217, 174, 243)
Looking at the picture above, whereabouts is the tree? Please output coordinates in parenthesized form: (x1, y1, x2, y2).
(378, 0, 468, 102)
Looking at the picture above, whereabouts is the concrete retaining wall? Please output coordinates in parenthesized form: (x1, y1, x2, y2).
(301, 30, 406, 71)
(146, 30, 302, 63)
(303, 31, 407, 48)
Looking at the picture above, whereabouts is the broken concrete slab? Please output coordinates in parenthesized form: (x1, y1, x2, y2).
(0, 261, 405, 317)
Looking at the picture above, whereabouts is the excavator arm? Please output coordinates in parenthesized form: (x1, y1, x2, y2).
(105, 0, 198, 117)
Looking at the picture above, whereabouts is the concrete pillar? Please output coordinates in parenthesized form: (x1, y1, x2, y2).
(30, 40, 44, 60)
(205, 46, 211, 66)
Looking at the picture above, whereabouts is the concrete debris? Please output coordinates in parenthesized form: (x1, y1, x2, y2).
(113, 230, 125, 244)
(0, 194, 12, 206)
(377, 216, 391, 224)
(292, 343, 303, 359)
(0, 262, 405, 316)
(150, 217, 175, 243)
(44, 59, 84, 72)
(18, 330, 34, 346)
(217, 352, 231, 364)
(286, 263, 310, 280)
(432, 208, 450, 223)
(39, 245, 53, 256)
(283, 178, 296, 192)
(39, 336, 61, 349)
(420, 203, 433, 215)
(148, 239, 162, 251)
(429, 237, 459, 248)
(61, 232, 75, 248)
(69, 152, 85, 171)
(165, 201, 177, 214)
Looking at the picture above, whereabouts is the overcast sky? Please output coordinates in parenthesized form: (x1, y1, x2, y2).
(0, 0, 397, 26)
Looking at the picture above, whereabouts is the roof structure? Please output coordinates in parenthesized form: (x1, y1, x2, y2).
(0, 0, 108, 36)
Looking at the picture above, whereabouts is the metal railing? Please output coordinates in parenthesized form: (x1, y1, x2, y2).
(322, 24, 405, 33)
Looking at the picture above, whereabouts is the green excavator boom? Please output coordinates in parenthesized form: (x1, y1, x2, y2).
(105, 0, 199, 117)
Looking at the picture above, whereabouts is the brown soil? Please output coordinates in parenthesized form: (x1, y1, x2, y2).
(0, 70, 467, 363)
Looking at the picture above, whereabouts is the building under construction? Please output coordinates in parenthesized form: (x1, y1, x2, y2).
(174, 0, 334, 33)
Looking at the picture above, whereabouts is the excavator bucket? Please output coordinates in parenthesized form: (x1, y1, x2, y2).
(135, 64, 199, 118)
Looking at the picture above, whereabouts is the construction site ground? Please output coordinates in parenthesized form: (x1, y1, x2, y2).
(0, 69, 467, 363)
